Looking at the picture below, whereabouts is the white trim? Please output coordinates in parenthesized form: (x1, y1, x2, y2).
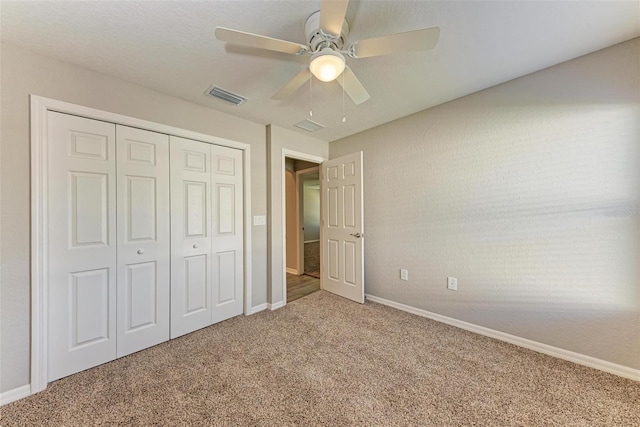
(31, 97, 49, 394)
(281, 149, 326, 308)
(242, 150, 253, 318)
(365, 294, 640, 382)
(1, 385, 31, 406)
(30, 95, 254, 395)
(303, 240, 320, 244)
(247, 303, 268, 315)
(268, 301, 285, 310)
(284, 167, 300, 276)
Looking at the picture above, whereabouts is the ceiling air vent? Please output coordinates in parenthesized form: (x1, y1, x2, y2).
(294, 119, 325, 132)
(205, 86, 248, 106)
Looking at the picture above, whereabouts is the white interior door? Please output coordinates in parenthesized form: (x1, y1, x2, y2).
(116, 125, 170, 357)
(170, 136, 213, 338)
(47, 112, 117, 381)
(321, 151, 364, 303)
(210, 144, 244, 323)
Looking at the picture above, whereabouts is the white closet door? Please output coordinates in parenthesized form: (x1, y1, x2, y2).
(47, 112, 117, 381)
(116, 125, 170, 357)
(211, 144, 244, 323)
(170, 136, 213, 338)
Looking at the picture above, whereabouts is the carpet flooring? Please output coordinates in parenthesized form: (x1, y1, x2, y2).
(2, 291, 639, 426)
(304, 241, 320, 278)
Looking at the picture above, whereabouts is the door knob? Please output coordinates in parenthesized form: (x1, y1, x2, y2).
(193, 244, 198, 249)
(350, 232, 362, 238)
(137, 249, 144, 255)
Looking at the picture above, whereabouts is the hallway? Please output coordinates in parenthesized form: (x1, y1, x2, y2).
(286, 273, 320, 303)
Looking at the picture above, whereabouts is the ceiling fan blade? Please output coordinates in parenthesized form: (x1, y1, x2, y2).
(272, 69, 311, 100)
(320, 0, 349, 37)
(337, 66, 370, 105)
(215, 27, 308, 55)
(351, 27, 440, 58)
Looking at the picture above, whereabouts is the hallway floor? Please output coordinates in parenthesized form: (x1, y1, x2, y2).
(286, 273, 320, 303)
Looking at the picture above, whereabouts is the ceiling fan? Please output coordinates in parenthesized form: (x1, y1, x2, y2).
(215, 0, 440, 105)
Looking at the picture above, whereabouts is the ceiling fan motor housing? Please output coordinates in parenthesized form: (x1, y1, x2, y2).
(305, 10, 349, 52)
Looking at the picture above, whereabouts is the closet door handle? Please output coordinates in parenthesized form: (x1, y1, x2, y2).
(193, 244, 198, 249)
(137, 249, 144, 255)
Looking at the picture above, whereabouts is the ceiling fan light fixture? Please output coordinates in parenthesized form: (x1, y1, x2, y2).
(309, 48, 346, 82)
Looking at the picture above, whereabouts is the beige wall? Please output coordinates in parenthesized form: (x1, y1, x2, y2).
(331, 38, 640, 369)
(0, 43, 269, 392)
(285, 169, 298, 271)
(267, 125, 328, 305)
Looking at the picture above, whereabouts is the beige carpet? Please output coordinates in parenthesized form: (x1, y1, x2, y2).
(304, 241, 320, 278)
(2, 291, 639, 426)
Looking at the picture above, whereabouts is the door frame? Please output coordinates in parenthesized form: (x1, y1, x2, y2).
(30, 95, 254, 394)
(295, 166, 320, 275)
(281, 149, 325, 306)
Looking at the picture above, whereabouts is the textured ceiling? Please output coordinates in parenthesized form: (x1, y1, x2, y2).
(1, 1, 639, 142)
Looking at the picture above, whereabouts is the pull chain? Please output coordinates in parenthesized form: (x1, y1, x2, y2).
(309, 70, 313, 117)
(342, 71, 346, 123)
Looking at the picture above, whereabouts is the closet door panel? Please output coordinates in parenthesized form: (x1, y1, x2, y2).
(184, 255, 208, 313)
(116, 125, 170, 357)
(170, 136, 213, 338)
(211, 145, 244, 323)
(47, 112, 117, 381)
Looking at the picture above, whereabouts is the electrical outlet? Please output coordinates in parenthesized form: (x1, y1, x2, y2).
(400, 269, 409, 281)
(447, 277, 457, 291)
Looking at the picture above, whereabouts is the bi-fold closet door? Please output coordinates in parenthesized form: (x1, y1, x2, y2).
(47, 112, 170, 380)
(48, 112, 119, 381)
(115, 126, 171, 358)
(47, 112, 243, 382)
(170, 136, 244, 338)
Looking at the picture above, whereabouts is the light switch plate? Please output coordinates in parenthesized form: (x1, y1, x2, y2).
(253, 215, 266, 226)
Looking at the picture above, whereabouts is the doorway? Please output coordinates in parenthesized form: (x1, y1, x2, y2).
(285, 157, 321, 302)
(300, 169, 321, 278)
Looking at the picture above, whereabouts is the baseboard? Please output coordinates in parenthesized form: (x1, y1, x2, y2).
(303, 240, 320, 244)
(1, 384, 31, 406)
(365, 294, 640, 382)
(247, 303, 267, 315)
(268, 301, 284, 310)
(286, 268, 299, 275)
